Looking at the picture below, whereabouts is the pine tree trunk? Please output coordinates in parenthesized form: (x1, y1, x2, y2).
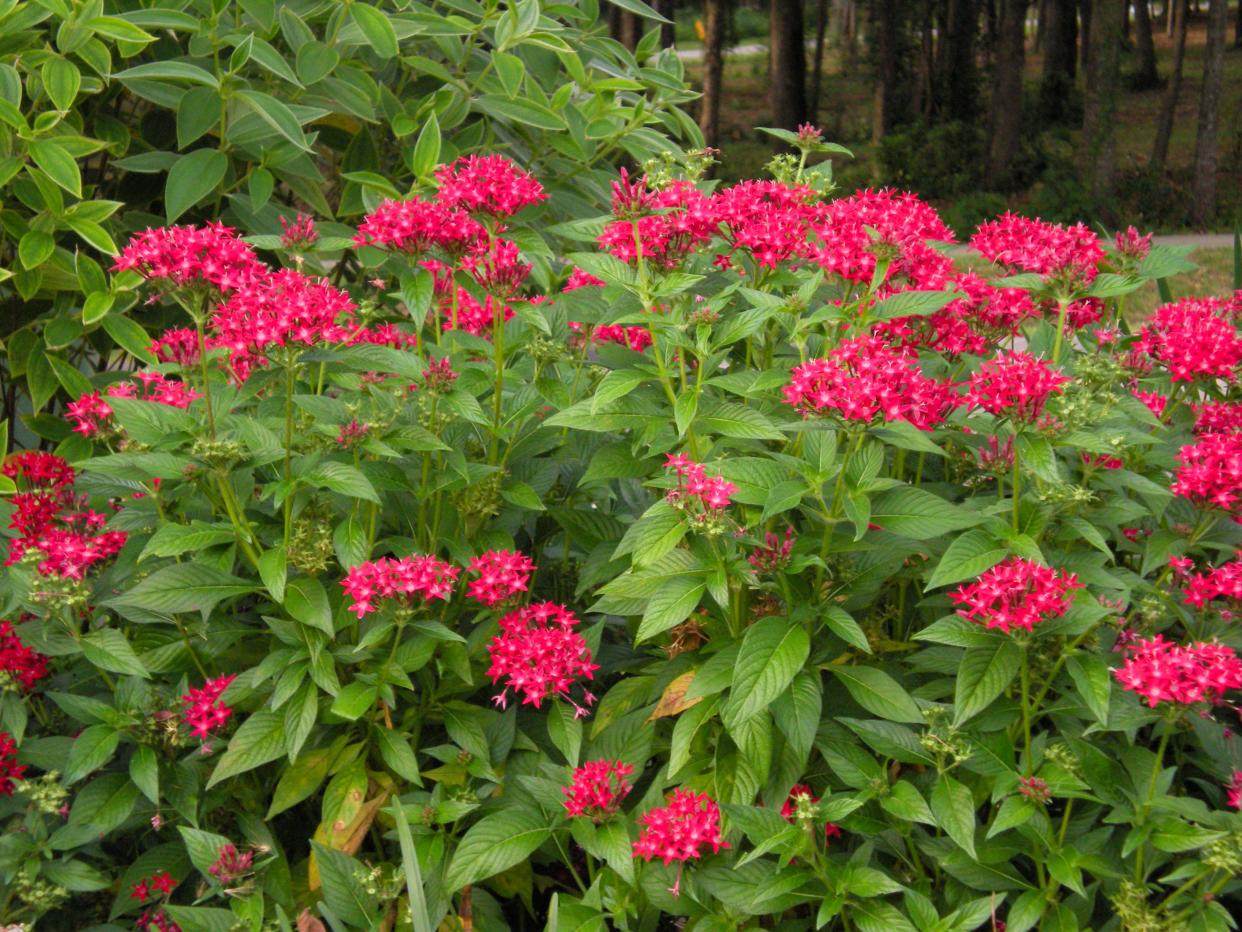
(871, 0, 901, 142)
(769, 0, 809, 131)
(1151, 0, 1187, 168)
(1039, 0, 1077, 121)
(699, 0, 727, 147)
(1133, 0, 1160, 87)
(938, 0, 978, 120)
(1191, 0, 1227, 226)
(1079, 0, 1092, 73)
(914, 0, 936, 117)
(614, 8, 641, 50)
(810, 0, 832, 120)
(1082, 0, 1124, 213)
(987, 0, 1027, 186)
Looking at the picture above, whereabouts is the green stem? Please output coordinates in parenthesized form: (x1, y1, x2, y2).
(283, 361, 297, 545)
(1019, 642, 1033, 776)
(1011, 436, 1021, 532)
(1158, 868, 1215, 912)
(1051, 298, 1070, 364)
(489, 294, 505, 464)
(1134, 725, 1174, 881)
(175, 617, 210, 679)
(195, 319, 216, 439)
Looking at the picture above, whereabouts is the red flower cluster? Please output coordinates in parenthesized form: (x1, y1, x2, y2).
(131, 871, 176, 901)
(749, 528, 795, 573)
(435, 154, 547, 217)
(1193, 401, 1242, 434)
(633, 788, 729, 865)
(67, 372, 200, 437)
(950, 557, 1081, 634)
(210, 268, 356, 380)
(598, 172, 718, 267)
(182, 675, 236, 741)
(970, 214, 1104, 281)
(112, 223, 264, 294)
(5, 453, 126, 581)
(715, 179, 817, 269)
(279, 213, 319, 250)
(485, 602, 598, 711)
(466, 550, 536, 607)
(1133, 388, 1169, 419)
(878, 272, 1035, 357)
(1114, 226, 1152, 260)
(340, 555, 460, 618)
(562, 759, 633, 821)
(354, 197, 485, 254)
(965, 351, 1070, 422)
(1113, 635, 1242, 708)
(0, 730, 25, 796)
(664, 454, 737, 511)
(1171, 432, 1242, 518)
(150, 327, 201, 366)
(209, 844, 254, 883)
(1182, 553, 1242, 608)
(0, 620, 50, 691)
(1227, 771, 1242, 809)
(783, 334, 957, 431)
(563, 268, 653, 351)
(136, 910, 182, 932)
(1137, 297, 1242, 383)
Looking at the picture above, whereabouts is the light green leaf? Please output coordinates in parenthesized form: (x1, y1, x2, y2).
(636, 576, 705, 643)
(726, 616, 810, 724)
(444, 809, 553, 891)
(829, 665, 923, 723)
(931, 774, 977, 859)
(81, 629, 149, 679)
(953, 639, 1021, 726)
(925, 528, 1008, 590)
(206, 711, 286, 787)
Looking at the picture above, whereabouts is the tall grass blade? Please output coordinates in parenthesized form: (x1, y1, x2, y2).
(390, 797, 434, 932)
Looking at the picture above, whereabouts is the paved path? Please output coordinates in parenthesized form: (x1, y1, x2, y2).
(674, 42, 765, 60)
(1151, 234, 1236, 249)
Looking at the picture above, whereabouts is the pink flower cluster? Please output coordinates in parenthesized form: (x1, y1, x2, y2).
(354, 197, 486, 254)
(965, 351, 1070, 423)
(1136, 297, 1242, 383)
(783, 334, 957, 431)
(0, 619, 50, 691)
(136, 910, 182, 932)
(340, 555, 459, 618)
(664, 454, 737, 511)
(878, 271, 1035, 357)
(1182, 553, 1242, 608)
(4, 453, 126, 581)
(599, 171, 719, 267)
(209, 843, 254, 884)
(1227, 771, 1242, 809)
(467, 549, 536, 607)
(67, 372, 200, 437)
(749, 528, 795, 573)
(970, 214, 1105, 281)
(485, 602, 598, 712)
(113, 223, 264, 294)
(1113, 635, 1242, 708)
(1193, 401, 1242, 434)
(563, 759, 633, 821)
(434, 154, 547, 217)
(1171, 432, 1242, 519)
(0, 731, 24, 796)
(562, 267, 653, 352)
(150, 327, 201, 366)
(182, 674, 236, 741)
(950, 557, 1081, 634)
(633, 788, 729, 865)
(279, 213, 318, 250)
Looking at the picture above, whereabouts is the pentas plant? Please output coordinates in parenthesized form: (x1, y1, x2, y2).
(4, 137, 1242, 932)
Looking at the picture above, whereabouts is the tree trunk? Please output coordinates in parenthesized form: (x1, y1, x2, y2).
(1079, 0, 1092, 73)
(871, 0, 901, 142)
(614, 8, 641, 50)
(769, 0, 809, 131)
(1235, 0, 1241, 46)
(655, 0, 675, 48)
(913, 0, 936, 117)
(699, 0, 727, 146)
(810, 0, 832, 120)
(987, 0, 1027, 186)
(1151, 0, 1187, 168)
(1039, 0, 1077, 121)
(1133, 0, 1160, 87)
(1191, 0, 1227, 226)
(1167, 0, 1175, 34)
(1082, 0, 1124, 213)
(937, 0, 978, 120)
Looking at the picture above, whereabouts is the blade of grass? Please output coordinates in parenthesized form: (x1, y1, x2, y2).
(390, 797, 434, 932)
(1232, 220, 1240, 290)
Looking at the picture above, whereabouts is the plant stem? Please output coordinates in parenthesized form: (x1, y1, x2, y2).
(489, 294, 505, 464)
(1019, 641, 1033, 775)
(1051, 299, 1070, 364)
(283, 361, 297, 545)
(1134, 724, 1173, 881)
(195, 318, 216, 439)
(1011, 437, 1021, 532)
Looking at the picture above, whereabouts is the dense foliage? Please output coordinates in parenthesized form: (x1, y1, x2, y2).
(5, 119, 1242, 930)
(0, 0, 697, 439)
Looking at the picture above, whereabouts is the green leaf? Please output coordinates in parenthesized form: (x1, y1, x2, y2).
(444, 809, 553, 892)
(161, 907, 237, 932)
(19, 231, 55, 271)
(114, 61, 219, 87)
(284, 576, 335, 635)
(1066, 653, 1110, 724)
(235, 89, 310, 150)
(295, 40, 340, 85)
(267, 746, 332, 817)
(822, 606, 871, 653)
(302, 461, 380, 503)
(129, 745, 159, 804)
(176, 86, 222, 148)
(83, 15, 157, 43)
(107, 563, 256, 618)
(410, 110, 441, 177)
(953, 639, 1020, 726)
(931, 774, 977, 859)
(312, 842, 379, 927)
(614, 500, 686, 567)
(829, 666, 923, 723)
(64, 725, 121, 783)
(871, 289, 956, 320)
(179, 825, 234, 879)
(476, 94, 565, 130)
(330, 682, 378, 721)
(925, 528, 1008, 590)
(374, 727, 421, 784)
(870, 487, 982, 540)
(696, 402, 785, 440)
(28, 139, 82, 196)
(636, 575, 705, 643)
(390, 797, 435, 932)
(81, 629, 149, 679)
(42, 57, 81, 110)
(726, 616, 810, 724)
(206, 711, 286, 787)
(165, 149, 227, 222)
(258, 546, 287, 601)
(140, 521, 234, 561)
(605, 0, 672, 22)
(351, 4, 400, 58)
(101, 314, 157, 363)
(547, 701, 582, 765)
